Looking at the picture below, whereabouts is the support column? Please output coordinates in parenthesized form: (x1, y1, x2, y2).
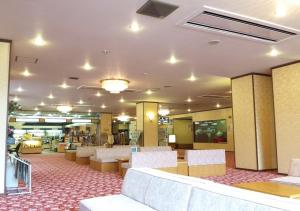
(100, 113, 112, 145)
(136, 102, 158, 146)
(0, 40, 11, 194)
(232, 73, 277, 170)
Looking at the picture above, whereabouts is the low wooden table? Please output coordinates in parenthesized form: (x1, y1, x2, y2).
(116, 157, 129, 176)
(234, 182, 300, 199)
(65, 150, 76, 161)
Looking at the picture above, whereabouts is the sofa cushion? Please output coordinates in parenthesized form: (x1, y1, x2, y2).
(79, 195, 155, 211)
(131, 151, 177, 168)
(100, 158, 117, 163)
(144, 175, 192, 211)
(188, 187, 284, 211)
(288, 159, 300, 177)
(185, 149, 225, 166)
(121, 168, 153, 204)
(271, 176, 300, 186)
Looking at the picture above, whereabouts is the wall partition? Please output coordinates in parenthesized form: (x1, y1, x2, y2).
(272, 62, 300, 174)
(0, 40, 11, 194)
(232, 74, 277, 170)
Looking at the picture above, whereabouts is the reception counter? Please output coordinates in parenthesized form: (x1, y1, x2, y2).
(21, 139, 43, 154)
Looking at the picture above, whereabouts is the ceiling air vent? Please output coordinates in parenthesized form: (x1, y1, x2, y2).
(137, 0, 179, 19)
(15, 56, 39, 64)
(198, 94, 231, 99)
(181, 6, 299, 43)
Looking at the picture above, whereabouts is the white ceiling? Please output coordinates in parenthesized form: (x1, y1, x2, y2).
(1, 0, 300, 116)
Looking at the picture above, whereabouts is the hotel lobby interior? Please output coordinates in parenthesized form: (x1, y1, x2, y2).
(1, 0, 300, 210)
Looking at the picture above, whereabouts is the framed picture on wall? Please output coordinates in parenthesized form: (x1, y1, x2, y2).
(194, 119, 227, 143)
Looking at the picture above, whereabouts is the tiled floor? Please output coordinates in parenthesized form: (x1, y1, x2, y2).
(0, 153, 280, 210)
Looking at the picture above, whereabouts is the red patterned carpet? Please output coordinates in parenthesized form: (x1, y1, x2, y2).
(0, 153, 280, 210)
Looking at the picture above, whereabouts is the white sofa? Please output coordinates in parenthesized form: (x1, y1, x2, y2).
(140, 146, 172, 152)
(80, 168, 300, 211)
(185, 149, 226, 177)
(271, 158, 300, 186)
(76, 146, 105, 165)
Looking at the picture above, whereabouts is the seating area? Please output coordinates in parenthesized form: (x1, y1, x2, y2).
(80, 168, 300, 211)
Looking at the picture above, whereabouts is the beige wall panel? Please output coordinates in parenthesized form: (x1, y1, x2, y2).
(100, 113, 112, 135)
(273, 63, 300, 173)
(232, 75, 258, 170)
(143, 102, 158, 146)
(253, 75, 277, 170)
(136, 103, 144, 131)
(0, 41, 10, 194)
(173, 119, 193, 144)
(169, 108, 234, 151)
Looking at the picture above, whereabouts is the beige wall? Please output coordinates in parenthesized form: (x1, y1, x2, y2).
(232, 74, 277, 170)
(173, 119, 193, 144)
(169, 108, 234, 151)
(273, 63, 300, 174)
(0, 41, 10, 194)
(136, 102, 158, 146)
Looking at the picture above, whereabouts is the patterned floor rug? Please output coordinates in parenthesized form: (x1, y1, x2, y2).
(0, 153, 280, 210)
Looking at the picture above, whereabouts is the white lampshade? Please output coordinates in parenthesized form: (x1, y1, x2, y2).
(158, 108, 170, 116)
(101, 79, 129, 94)
(168, 135, 176, 143)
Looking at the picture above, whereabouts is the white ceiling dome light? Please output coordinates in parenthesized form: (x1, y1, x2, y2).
(158, 108, 170, 116)
(101, 79, 129, 94)
(57, 105, 72, 113)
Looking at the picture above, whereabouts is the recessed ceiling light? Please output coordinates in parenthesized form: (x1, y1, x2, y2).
(167, 55, 178, 64)
(17, 87, 24, 92)
(101, 104, 107, 109)
(146, 89, 153, 95)
(188, 74, 197, 82)
(268, 48, 281, 57)
(275, 0, 287, 17)
(95, 92, 102, 97)
(120, 98, 125, 103)
(13, 96, 19, 102)
(88, 109, 92, 113)
(22, 68, 32, 77)
(60, 82, 70, 89)
(81, 61, 94, 71)
(48, 93, 54, 99)
(31, 34, 47, 47)
(129, 21, 142, 32)
(216, 103, 221, 108)
(186, 97, 192, 103)
(78, 100, 84, 105)
(187, 108, 191, 112)
(34, 107, 39, 111)
(40, 101, 45, 106)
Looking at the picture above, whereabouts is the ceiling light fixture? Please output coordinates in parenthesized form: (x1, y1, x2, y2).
(216, 103, 221, 108)
(57, 105, 73, 113)
(268, 48, 281, 57)
(22, 69, 32, 77)
(120, 98, 125, 103)
(60, 82, 70, 89)
(96, 92, 102, 97)
(88, 109, 92, 113)
(101, 79, 129, 94)
(40, 101, 45, 106)
(168, 55, 178, 64)
(48, 93, 54, 99)
(117, 114, 130, 122)
(31, 34, 47, 47)
(13, 96, 19, 102)
(34, 107, 39, 111)
(275, 0, 287, 17)
(158, 108, 170, 116)
(129, 21, 142, 32)
(101, 104, 107, 109)
(146, 89, 153, 95)
(188, 74, 197, 82)
(17, 87, 24, 92)
(187, 98, 192, 102)
(81, 61, 94, 71)
(78, 100, 84, 104)
(187, 108, 191, 112)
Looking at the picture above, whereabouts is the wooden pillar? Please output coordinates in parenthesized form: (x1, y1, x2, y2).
(136, 102, 158, 146)
(100, 113, 112, 145)
(0, 40, 11, 194)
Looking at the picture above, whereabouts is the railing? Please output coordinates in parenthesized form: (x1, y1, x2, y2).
(6, 154, 32, 195)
